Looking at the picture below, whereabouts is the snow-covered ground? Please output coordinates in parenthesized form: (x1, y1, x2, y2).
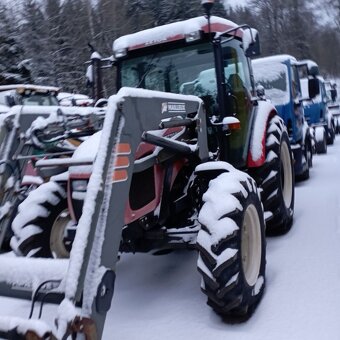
(1, 137, 340, 339)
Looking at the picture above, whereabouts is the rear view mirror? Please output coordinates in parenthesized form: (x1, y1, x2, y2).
(309, 65, 319, 77)
(244, 28, 261, 58)
(308, 78, 320, 99)
(331, 88, 337, 102)
(256, 84, 265, 99)
(6, 95, 15, 107)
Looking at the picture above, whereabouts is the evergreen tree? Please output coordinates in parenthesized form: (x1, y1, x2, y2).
(55, 0, 94, 92)
(45, 0, 63, 86)
(20, 0, 53, 84)
(286, 0, 312, 59)
(0, 4, 31, 84)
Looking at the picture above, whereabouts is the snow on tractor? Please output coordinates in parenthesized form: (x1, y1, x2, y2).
(0, 105, 105, 253)
(0, 84, 60, 113)
(325, 80, 340, 134)
(252, 55, 317, 181)
(299, 60, 335, 153)
(0, 3, 294, 339)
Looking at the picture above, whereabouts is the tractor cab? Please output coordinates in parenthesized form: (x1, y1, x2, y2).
(112, 16, 260, 167)
(0, 84, 59, 112)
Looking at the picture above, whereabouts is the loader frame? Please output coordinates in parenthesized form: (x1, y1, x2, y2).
(0, 89, 207, 339)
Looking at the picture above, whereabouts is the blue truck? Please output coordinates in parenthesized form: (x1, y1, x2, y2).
(325, 81, 340, 134)
(298, 60, 335, 153)
(252, 55, 318, 180)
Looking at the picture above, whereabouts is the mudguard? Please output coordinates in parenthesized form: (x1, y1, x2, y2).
(247, 100, 277, 168)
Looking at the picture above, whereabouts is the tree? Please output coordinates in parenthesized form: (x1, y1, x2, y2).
(0, 4, 32, 85)
(20, 0, 53, 84)
(50, 0, 94, 92)
(325, 0, 340, 29)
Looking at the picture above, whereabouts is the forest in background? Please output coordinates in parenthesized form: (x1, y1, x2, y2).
(0, 0, 339, 96)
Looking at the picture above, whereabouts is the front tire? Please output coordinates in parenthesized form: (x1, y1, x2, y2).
(315, 127, 327, 154)
(10, 182, 72, 258)
(249, 115, 294, 235)
(197, 169, 266, 320)
(327, 123, 335, 145)
(297, 135, 312, 181)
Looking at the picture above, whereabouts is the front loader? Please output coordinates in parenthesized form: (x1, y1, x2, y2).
(0, 1, 294, 338)
(0, 105, 106, 253)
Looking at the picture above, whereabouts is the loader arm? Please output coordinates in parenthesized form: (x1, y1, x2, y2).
(0, 87, 207, 339)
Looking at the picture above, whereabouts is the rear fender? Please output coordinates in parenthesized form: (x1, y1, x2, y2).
(247, 101, 277, 168)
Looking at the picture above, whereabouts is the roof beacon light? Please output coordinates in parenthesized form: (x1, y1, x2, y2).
(201, 0, 215, 16)
(185, 31, 201, 43)
(222, 117, 241, 131)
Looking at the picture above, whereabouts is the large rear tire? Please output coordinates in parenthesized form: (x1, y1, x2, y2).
(10, 182, 72, 258)
(197, 169, 266, 320)
(249, 115, 294, 235)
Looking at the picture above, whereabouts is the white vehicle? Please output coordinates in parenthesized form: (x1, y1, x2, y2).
(0, 84, 59, 113)
(325, 81, 340, 134)
(57, 92, 94, 107)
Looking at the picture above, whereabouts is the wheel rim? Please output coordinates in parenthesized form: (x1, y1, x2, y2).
(241, 204, 262, 286)
(280, 141, 293, 209)
(50, 209, 74, 258)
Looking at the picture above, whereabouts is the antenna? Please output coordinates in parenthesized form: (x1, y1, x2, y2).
(201, 0, 214, 37)
(201, 0, 214, 15)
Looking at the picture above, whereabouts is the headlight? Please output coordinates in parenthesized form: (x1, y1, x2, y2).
(72, 180, 88, 192)
(185, 31, 201, 42)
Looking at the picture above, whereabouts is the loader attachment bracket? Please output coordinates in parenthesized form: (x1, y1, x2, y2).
(95, 270, 115, 314)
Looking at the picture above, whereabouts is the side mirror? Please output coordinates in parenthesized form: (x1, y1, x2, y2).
(308, 78, 320, 99)
(331, 88, 337, 102)
(245, 28, 261, 58)
(85, 64, 94, 88)
(256, 84, 265, 99)
(309, 65, 319, 77)
(6, 95, 16, 107)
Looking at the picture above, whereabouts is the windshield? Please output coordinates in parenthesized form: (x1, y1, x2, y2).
(120, 42, 217, 113)
(253, 61, 289, 106)
(21, 93, 59, 106)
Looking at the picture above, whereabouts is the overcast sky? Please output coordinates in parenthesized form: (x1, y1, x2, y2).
(224, 0, 248, 7)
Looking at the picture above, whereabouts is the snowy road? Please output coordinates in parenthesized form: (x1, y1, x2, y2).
(1, 139, 340, 339)
(105, 139, 340, 340)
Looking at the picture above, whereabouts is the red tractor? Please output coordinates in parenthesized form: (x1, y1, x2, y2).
(8, 2, 294, 336)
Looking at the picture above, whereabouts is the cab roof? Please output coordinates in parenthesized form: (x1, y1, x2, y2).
(113, 16, 241, 53)
(0, 84, 60, 93)
(253, 54, 297, 66)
